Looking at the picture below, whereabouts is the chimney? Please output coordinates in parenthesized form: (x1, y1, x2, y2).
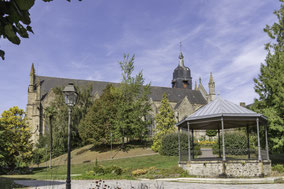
(240, 102, 246, 107)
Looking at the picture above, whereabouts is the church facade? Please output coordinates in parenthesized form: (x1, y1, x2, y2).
(26, 52, 216, 143)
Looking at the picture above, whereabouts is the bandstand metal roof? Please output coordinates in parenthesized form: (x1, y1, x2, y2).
(177, 96, 267, 130)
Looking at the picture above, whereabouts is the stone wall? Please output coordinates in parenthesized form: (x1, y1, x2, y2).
(179, 160, 271, 177)
(179, 160, 223, 177)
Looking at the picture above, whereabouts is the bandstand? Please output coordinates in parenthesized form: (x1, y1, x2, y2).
(176, 97, 271, 177)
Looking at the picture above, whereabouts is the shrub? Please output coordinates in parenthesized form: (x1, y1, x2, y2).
(272, 164, 284, 173)
(160, 133, 201, 156)
(93, 165, 105, 175)
(212, 132, 248, 155)
(105, 165, 123, 175)
(132, 168, 148, 176)
(93, 165, 123, 176)
(206, 130, 217, 137)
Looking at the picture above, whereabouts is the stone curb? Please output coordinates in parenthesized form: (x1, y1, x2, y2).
(153, 176, 284, 184)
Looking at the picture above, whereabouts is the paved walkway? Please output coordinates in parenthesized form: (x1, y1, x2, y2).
(199, 148, 216, 158)
(15, 179, 284, 189)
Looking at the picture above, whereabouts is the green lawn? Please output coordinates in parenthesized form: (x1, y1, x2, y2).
(3, 153, 283, 183)
(4, 154, 181, 180)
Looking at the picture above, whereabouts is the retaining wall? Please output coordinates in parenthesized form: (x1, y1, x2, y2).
(179, 160, 271, 177)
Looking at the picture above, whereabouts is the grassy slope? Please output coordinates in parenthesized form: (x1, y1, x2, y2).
(5, 154, 179, 180)
(36, 144, 157, 167)
(3, 143, 178, 180)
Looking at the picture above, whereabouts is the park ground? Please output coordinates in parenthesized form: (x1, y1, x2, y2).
(1, 144, 284, 188)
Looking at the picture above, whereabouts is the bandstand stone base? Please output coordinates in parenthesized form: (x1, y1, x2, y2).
(179, 160, 271, 177)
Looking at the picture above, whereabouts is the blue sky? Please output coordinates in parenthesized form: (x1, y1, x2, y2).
(0, 0, 280, 113)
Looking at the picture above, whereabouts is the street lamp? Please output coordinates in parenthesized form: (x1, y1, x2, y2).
(63, 83, 77, 189)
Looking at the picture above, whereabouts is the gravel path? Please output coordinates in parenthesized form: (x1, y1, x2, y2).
(199, 148, 216, 158)
(14, 179, 284, 189)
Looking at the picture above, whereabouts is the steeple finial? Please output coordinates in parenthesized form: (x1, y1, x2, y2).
(199, 77, 202, 84)
(29, 63, 36, 90)
(178, 52, 184, 67)
(209, 72, 214, 83)
(178, 42, 184, 67)
(30, 63, 35, 76)
(208, 72, 216, 101)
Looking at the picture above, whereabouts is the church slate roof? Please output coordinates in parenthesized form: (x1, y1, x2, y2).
(37, 75, 207, 105)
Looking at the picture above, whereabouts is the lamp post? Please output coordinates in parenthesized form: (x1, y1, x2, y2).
(63, 83, 77, 189)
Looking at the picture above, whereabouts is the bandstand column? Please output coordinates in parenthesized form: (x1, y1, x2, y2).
(187, 122, 191, 161)
(247, 125, 250, 159)
(218, 129, 221, 158)
(178, 126, 181, 162)
(192, 129, 194, 159)
(221, 116, 226, 161)
(256, 117, 262, 161)
(265, 124, 270, 160)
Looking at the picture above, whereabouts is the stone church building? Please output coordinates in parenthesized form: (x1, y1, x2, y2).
(26, 52, 216, 143)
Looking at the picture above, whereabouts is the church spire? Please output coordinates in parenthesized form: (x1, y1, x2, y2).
(29, 63, 35, 92)
(208, 72, 216, 101)
(209, 72, 214, 83)
(30, 63, 35, 76)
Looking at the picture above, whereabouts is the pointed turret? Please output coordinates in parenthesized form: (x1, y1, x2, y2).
(208, 72, 216, 102)
(194, 81, 198, 90)
(30, 63, 35, 76)
(198, 77, 208, 100)
(209, 72, 213, 83)
(29, 63, 35, 92)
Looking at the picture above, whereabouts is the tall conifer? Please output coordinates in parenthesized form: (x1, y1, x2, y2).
(253, 0, 284, 152)
(152, 93, 176, 152)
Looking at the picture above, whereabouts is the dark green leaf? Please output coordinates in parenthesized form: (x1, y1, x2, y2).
(20, 11, 31, 25)
(26, 26, 33, 33)
(15, 0, 35, 11)
(16, 23, 29, 38)
(0, 50, 5, 60)
(4, 24, 16, 38)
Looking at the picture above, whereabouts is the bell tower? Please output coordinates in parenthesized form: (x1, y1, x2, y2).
(172, 52, 192, 89)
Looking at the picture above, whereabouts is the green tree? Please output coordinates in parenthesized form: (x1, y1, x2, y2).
(78, 84, 118, 145)
(206, 130, 217, 138)
(152, 93, 176, 152)
(0, 0, 81, 61)
(42, 84, 93, 157)
(113, 54, 152, 144)
(0, 106, 32, 172)
(252, 0, 284, 152)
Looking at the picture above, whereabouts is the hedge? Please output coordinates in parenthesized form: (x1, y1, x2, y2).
(160, 133, 201, 156)
(212, 132, 250, 155)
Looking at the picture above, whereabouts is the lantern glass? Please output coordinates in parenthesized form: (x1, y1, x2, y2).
(63, 83, 77, 107)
